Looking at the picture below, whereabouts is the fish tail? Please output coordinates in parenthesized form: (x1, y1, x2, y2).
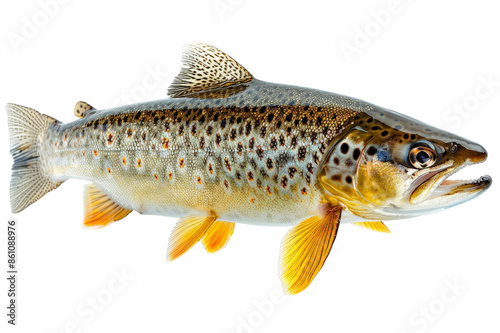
(6, 103, 64, 213)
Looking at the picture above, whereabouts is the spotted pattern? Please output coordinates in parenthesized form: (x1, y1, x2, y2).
(40, 78, 364, 225)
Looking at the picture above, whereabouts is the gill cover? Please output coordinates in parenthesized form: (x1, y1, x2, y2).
(319, 127, 373, 209)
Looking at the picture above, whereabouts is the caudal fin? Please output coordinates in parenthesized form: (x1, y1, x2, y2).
(6, 103, 63, 213)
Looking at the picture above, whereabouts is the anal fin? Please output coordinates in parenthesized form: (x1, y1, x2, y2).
(202, 221, 235, 253)
(167, 214, 216, 261)
(279, 203, 341, 295)
(83, 184, 132, 229)
(354, 221, 390, 233)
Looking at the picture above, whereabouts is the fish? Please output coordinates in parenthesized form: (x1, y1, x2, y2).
(6, 43, 492, 294)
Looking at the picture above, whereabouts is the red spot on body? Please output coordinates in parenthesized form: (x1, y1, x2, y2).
(162, 138, 169, 149)
(266, 186, 272, 196)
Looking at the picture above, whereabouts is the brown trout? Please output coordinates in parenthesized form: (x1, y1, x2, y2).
(7, 43, 491, 294)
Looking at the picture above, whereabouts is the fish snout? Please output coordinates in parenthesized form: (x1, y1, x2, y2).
(465, 143, 488, 164)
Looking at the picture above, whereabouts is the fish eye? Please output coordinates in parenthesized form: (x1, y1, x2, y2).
(408, 142, 437, 169)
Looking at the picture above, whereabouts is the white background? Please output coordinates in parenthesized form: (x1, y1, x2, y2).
(1, 0, 499, 332)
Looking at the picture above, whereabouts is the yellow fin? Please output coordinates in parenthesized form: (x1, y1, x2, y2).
(354, 222, 391, 233)
(279, 204, 341, 295)
(83, 184, 132, 229)
(167, 214, 216, 261)
(202, 221, 235, 253)
(167, 43, 253, 98)
(74, 101, 96, 118)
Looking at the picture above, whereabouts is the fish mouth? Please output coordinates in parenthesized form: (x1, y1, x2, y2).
(409, 160, 492, 207)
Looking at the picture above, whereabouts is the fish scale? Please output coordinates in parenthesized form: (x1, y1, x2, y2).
(44, 95, 357, 225)
(7, 43, 491, 295)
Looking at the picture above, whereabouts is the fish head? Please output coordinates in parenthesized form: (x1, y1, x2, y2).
(319, 108, 492, 220)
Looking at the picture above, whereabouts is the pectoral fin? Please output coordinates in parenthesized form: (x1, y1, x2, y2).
(83, 184, 132, 229)
(167, 214, 216, 261)
(353, 221, 391, 233)
(202, 221, 235, 253)
(279, 204, 341, 295)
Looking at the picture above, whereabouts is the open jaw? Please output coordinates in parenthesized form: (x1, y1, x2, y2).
(409, 161, 492, 209)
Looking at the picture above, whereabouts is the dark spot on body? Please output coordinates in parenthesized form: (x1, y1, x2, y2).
(256, 146, 264, 159)
(331, 174, 341, 182)
(340, 143, 349, 154)
(245, 122, 252, 136)
(353, 148, 360, 160)
(307, 163, 313, 174)
(270, 138, 277, 150)
(298, 146, 307, 161)
(367, 146, 378, 156)
(279, 134, 285, 146)
(266, 158, 273, 169)
(260, 126, 266, 138)
(281, 176, 288, 188)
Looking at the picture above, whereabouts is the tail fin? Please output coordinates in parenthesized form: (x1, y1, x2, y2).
(6, 103, 63, 213)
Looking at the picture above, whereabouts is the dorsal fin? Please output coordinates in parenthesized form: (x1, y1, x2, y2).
(353, 222, 391, 233)
(167, 43, 253, 98)
(83, 183, 132, 229)
(74, 101, 96, 118)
